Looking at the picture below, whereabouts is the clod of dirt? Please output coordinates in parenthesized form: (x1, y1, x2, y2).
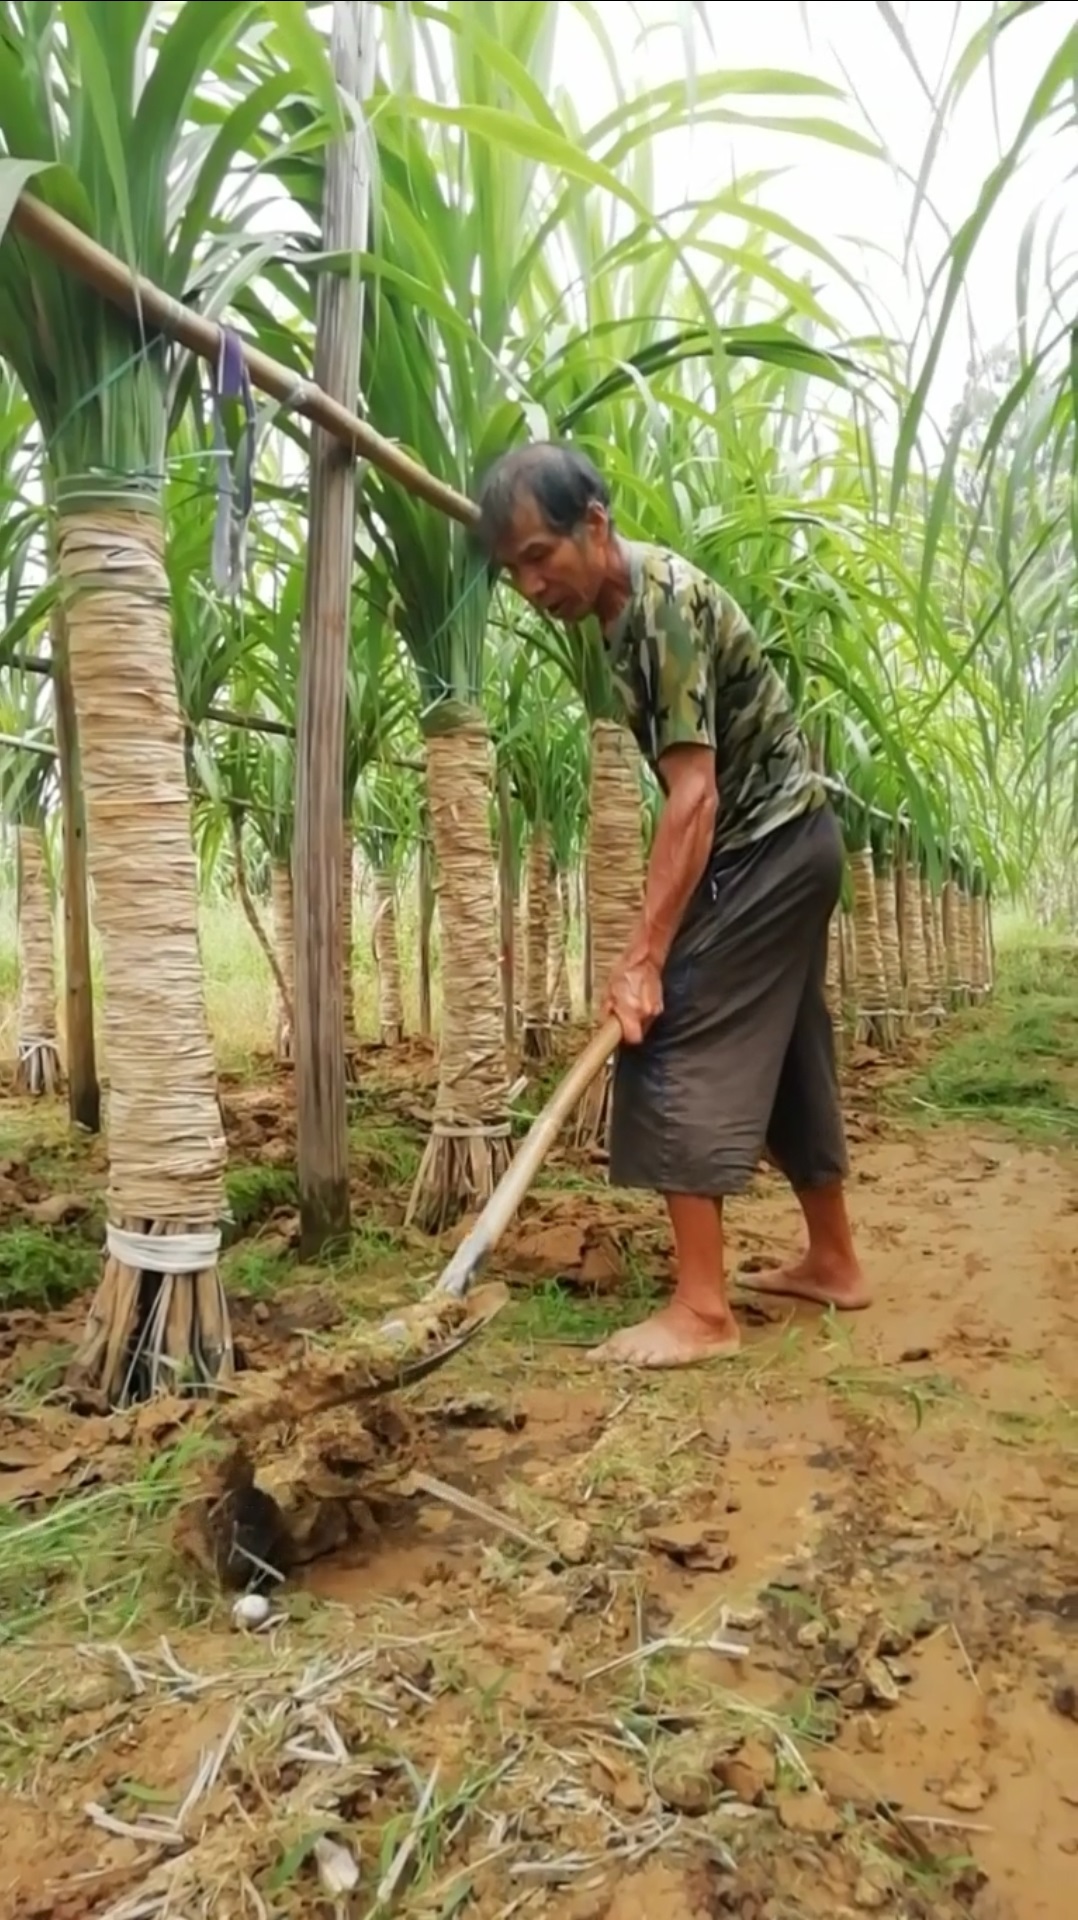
(274, 1285, 344, 1334)
(1052, 1681, 1078, 1721)
(775, 1789, 842, 1838)
(601, 1862, 719, 1920)
(605, 1760, 647, 1815)
(439, 1393, 526, 1432)
(861, 1656, 902, 1706)
(654, 1738, 720, 1815)
(218, 1291, 473, 1439)
(714, 1738, 775, 1805)
(177, 1394, 423, 1590)
(853, 1870, 894, 1910)
(555, 1517, 593, 1565)
(646, 1520, 733, 1571)
(941, 1769, 991, 1813)
(23, 1192, 92, 1227)
(519, 1587, 573, 1632)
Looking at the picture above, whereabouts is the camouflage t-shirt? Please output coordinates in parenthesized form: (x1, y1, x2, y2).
(602, 542, 824, 853)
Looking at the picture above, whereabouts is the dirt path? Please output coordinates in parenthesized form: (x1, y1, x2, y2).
(1, 1104, 1077, 1918)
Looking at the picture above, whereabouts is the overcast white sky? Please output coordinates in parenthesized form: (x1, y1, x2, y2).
(546, 0, 1075, 436)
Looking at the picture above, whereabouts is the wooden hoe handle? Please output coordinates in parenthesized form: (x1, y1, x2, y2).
(433, 1016, 623, 1300)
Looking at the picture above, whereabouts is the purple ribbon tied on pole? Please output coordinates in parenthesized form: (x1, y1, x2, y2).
(209, 326, 256, 595)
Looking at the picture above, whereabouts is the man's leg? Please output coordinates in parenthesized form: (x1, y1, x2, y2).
(740, 921, 870, 1310)
(592, 1192, 741, 1367)
(745, 1178, 869, 1309)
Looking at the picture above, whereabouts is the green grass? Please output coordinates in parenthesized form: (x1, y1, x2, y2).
(901, 935, 1078, 1143)
(349, 1112, 423, 1186)
(0, 1222, 100, 1311)
(224, 1162, 299, 1236)
(502, 1273, 662, 1345)
(0, 1429, 214, 1649)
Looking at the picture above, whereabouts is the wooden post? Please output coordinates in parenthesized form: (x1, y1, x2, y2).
(294, 0, 375, 1255)
(50, 604, 100, 1133)
(418, 827, 434, 1040)
(497, 763, 516, 1061)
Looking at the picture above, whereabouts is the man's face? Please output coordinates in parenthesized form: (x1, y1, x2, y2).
(492, 492, 611, 624)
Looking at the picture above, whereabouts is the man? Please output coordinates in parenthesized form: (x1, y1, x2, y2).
(476, 441, 868, 1370)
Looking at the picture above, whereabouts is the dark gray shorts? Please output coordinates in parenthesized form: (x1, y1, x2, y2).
(609, 804, 848, 1198)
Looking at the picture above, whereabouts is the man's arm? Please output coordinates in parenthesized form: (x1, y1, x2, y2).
(623, 589, 719, 971)
(622, 744, 716, 973)
(602, 595, 719, 1044)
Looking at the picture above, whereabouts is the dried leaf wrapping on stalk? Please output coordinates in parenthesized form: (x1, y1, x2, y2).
(898, 861, 930, 1014)
(15, 824, 62, 1095)
(576, 720, 642, 1146)
(825, 908, 842, 1025)
(271, 861, 295, 1058)
(522, 823, 553, 1052)
(372, 867, 404, 1041)
(920, 877, 943, 1006)
(16, 825, 57, 1044)
(850, 848, 886, 1018)
(956, 885, 974, 996)
(941, 880, 960, 990)
(874, 862, 904, 1013)
(839, 908, 858, 1004)
(549, 870, 573, 1021)
(588, 720, 643, 997)
(407, 721, 510, 1230)
(57, 507, 226, 1221)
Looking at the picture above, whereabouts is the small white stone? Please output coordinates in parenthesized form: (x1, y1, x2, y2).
(313, 1836, 360, 1894)
(232, 1593, 271, 1630)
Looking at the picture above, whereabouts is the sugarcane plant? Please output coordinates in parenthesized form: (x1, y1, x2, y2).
(354, 762, 423, 1047)
(496, 649, 588, 1060)
(0, 0, 339, 1403)
(343, 575, 420, 1058)
(546, 704, 588, 1027)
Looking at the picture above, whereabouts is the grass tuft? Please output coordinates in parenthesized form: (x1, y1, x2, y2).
(224, 1164, 299, 1237)
(0, 1222, 100, 1311)
(0, 1429, 213, 1648)
(901, 937, 1078, 1142)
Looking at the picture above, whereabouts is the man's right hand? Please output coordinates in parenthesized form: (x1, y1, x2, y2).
(602, 954, 664, 1046)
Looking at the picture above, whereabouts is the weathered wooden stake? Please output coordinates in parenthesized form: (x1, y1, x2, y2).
(294, 0, 376, 1255)
(50, 604, 100, 1132)
(418, 826, 434, 1040)
(497, 763, 516, 1061)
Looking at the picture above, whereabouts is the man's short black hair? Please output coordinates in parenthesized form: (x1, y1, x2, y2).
(475, 441, 611, 552)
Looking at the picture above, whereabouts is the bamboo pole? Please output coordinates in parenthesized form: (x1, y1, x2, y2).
(10, 194, 480, 531)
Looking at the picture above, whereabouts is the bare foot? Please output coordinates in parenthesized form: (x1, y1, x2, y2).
(737, 1253, 871, 1311)
(591, 1299, 742, 1370)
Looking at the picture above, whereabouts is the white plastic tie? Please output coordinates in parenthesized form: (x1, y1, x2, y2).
(106, 1225, 222, 1275)
(17, 1036, 58, 1056)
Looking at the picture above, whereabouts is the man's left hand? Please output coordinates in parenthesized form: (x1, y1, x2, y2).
(603, 955, 664, 1046)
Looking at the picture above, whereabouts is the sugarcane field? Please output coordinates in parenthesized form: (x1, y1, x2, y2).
(1, 3, 1078, 1918)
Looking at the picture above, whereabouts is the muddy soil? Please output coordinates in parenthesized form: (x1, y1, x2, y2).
(0, 1058, 1076, 1919)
